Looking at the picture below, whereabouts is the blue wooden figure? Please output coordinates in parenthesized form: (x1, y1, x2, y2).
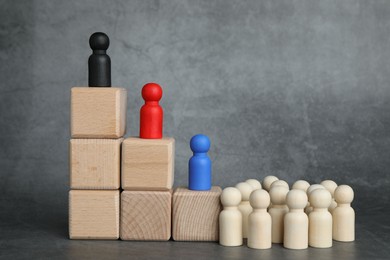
(189, 134, 212, 191)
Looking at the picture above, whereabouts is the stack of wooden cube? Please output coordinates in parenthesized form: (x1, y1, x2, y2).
(120, 136, 175, 240)
(69, 86, 127, 239)
(68, 85, 222, 242)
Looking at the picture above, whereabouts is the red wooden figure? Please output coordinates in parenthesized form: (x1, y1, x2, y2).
(140, 83, 163, 139)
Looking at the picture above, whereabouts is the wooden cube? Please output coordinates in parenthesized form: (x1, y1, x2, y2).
(71, 87, 127, 138)
(69, 190, 119, 239)
(121, 137, 175, 190)
(120, 190, 172, 240)
(172, 186, 222, 241)
(70, 138, 122, 189)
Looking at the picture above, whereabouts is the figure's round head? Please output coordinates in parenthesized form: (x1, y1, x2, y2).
(250, 189, 270, 209)
(262, 175, 279, 191)
(235, 182, 254, 201)
(270, 180, 289, 190)
(334, 185, 354, 204)
(286, 189, 308, 209)
(320, 180, 338, 197)
(309, 189, 332, 208)
(269, 185, 289, 205)
(89, 32, 109, 50)
(292, 180, 310, 192)
(220, 187, 242, 207)
(142, 83, 163, 102)
(190, 134, 210, 153)
(245, 179, 262, 190)
(307, 184, 325, 196)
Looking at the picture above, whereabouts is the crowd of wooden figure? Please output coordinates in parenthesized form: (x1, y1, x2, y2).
(220, 177, 355, 249)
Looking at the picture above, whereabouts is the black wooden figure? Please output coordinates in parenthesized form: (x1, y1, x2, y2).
(88, 32, 111, 87)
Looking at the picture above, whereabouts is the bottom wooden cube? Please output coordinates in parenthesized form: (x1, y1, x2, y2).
(69, 190, 120, 239)
(172, 186, 222, 241)
(120, 190, 172, 241)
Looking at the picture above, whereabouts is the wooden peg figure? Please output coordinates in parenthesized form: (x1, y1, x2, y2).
(309, 189, 332, 248)
(219, 187, 243, 246)
(333, 185, 355, 242)
(188, 134, 211, 191)
(247, 189, 272, 249)
(284, 189, 308, 249)
(235, 182, 254, 239)
(321, 180, 338, 213)
(88, 32, 111, 87)
(139, 83, 163, 139)
(262, 175, 279, 192)
(269, 185, 289, 243)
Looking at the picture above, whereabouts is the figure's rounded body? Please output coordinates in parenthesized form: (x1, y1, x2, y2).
(309, 210, 332, 248)
(332, 206, 355, 242)
(140, 103, 163, 138)
(248, 211, 272, 249)
(219, 209, 243, 246)
(284, 211, 308, 249)
(189, 155, 211, 190)
(88, 54, 111, 87)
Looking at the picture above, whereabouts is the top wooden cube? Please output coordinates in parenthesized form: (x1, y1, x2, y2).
(121, 137, 175, 190)
(71, 87, 127, 138)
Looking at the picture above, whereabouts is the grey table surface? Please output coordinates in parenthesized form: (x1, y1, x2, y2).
(1, 185, 389, 260)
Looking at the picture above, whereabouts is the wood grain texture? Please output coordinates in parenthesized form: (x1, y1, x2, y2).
(70, 138, 122, 189)
(71, 87, 127, 138)
(172, 186, 222, 241)
(69, 190, 119, 239)
(121, 137, 175, 190)
(120, 190, 172, 241)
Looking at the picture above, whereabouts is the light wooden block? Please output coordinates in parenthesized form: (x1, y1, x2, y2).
(70, 138, 122, 189)
(69, 190, 119, 239)
(120, 190, 172, 240)
(71, 87, 127, 138)
(121, 137, 175, 190)
(172, 186, 222, 241)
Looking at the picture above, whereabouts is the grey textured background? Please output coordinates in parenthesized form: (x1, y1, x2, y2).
(1, 0, 390, 259)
